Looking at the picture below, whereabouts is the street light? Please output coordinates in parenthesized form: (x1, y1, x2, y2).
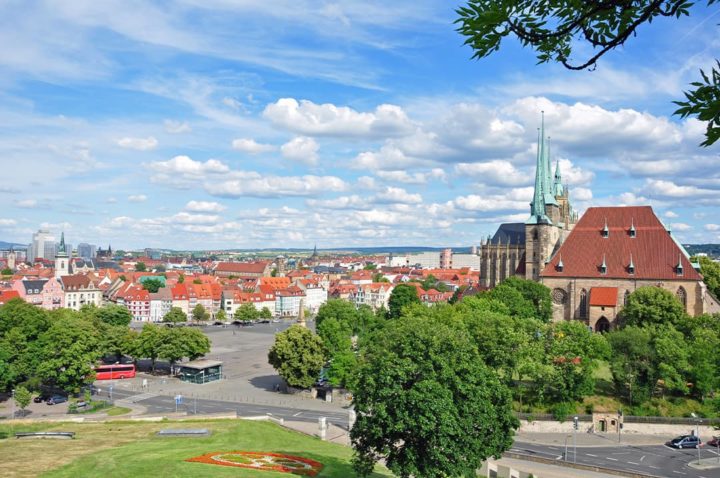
(691, 413, 702, 465)
(10, 389, 15, 420)
(573, 416, 579, 463)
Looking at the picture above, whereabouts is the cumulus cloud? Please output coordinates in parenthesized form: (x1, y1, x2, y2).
(281, 136, 319, 165)
(376, 169, 446, 184)
(665, 210, 679, 218)
(232, 138, 276, 154)
(15, 199, 39, 208)
(211, 174, 347, 198)
(670, 222, 692, 231)
(572, 187, 593, 201)
(171, 212, 221, 224)
(164, 120, 191, 134)
(374, 187, 422, 204)
(263, 98, 414, 138)
(128, 194, 147, 202)
(455, 160, 527, 186)
(147, 155, 230, 187)
(117, 136, 159, 151)
(704, 224, 720, 231)
(185, 200, 226, 213)
(0, 219, 17, 227)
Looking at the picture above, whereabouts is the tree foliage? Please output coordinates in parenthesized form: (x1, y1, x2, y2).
(351, 313, 518, 478)
(455, 0, 720, 146)
(142, 278, 164, 293)
(268, 325, 325, 389)
(387, 284, 420, 319)
(698, 256, 720, 299)
(163, 307, 187, 323)
(133, 324, 165, 373)
(14, 385, 31, 414)
(500, 277, 553, 322)
(234, 303, 259, 322)
(135, 261, 147, 272)
(191, 303, 210, 322)
(96, 304, 133, 327)
(620, 286, 687, 327)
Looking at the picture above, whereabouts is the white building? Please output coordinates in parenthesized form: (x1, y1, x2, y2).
(149, 288, 173, 322)
(60, 275, 102, 311)
(409, 252, 440, 269)
(451, 253, 481, 270)
(297, 282, 328, 313)
(28, 229, 56, 262)
(275, 286, 305, 317)
(76, 243, 97, 260)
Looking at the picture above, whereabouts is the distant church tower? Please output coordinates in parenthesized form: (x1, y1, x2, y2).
(525, 113, 576, 281)
(55, 232, 69, 279)
(7, 247, 16, 271)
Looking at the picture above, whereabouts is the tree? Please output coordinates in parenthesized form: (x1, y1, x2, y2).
(178, 274, 185, 284)
(215, 309, 227, 322)
(316, 299, 359, 330)
(698, 256, 720, 299)
(234, 303, 259, 322)
(259, 307, 273, 320)
(159, 327, 210, 372)
(142, 278, 164, 293)
(135, 262, 147, 272)
(14, 386, 31, 417)
(191, 304, 210, 322)
(372, 272, 389, 283)
(487, 284, 536, 320)
(1, 267, 12, 275)
(607, 326, 654, 405)
(101, 326, 138, 364)
(180, 327, 211, 361)
(133, 324, 165, 373)
(387, 284, 420, 320)
(620, 286, 687, 327)
(455, 0, 720, 146)
(268, 325, 325, 389)
(37, 315, 101, 392)
(163, 307, 187, 323)
(363, 263, 377, 270)
(501, 277, 553, 322)
(350, 313, 518, 477)
(96, 304, 133, 327)
(327, 350, 358, 389)
(317, 317, 352, 358)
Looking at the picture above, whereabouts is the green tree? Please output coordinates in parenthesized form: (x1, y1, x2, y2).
(0, 299, 50, 391)
(607, 326, 655, 405)
(163, 307, 187, 323)
(135, 262, 147, 272)
(351, 313, 518, 477)
(179, 327, 211, 361)
(327, 350, 358, 389)
(234, 303, 259, 322)
(268, 325, 325, 389)
(698, 256, 720, 299)
(1, 267, 12, 275)
(159, 327, 210, 371)
(270, 268, 278, 277)
(372, 272, 389, 283)
(316, 299, 359, 330)
(363, 263, 377, 270)
(133, 324, 165, 373)
(191, 304, 210, 322)
(259, 307, 273, 320)
(178, 274, 185, 284)
(501, 277, 553, 322)
(142, 278, 164, 293)
(387, 284, 420, 320)
(215, 309, 227, 322)
(316, 317, 352, 358)
(101, 326, 138, 364)
(487, 284, 536, 320)
(14, 386, 31, 416)
(37, 315, 101, 392)
(455, 0, 720, 146)
(620, 286, 687, 327)
(192, 278, 203, 285)
(96, 304, 133, 327)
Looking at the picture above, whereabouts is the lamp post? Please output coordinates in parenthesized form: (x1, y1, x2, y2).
(10, 389, 15, 420)
(573, 416, 579, 463)
(691, 413, 701, 465)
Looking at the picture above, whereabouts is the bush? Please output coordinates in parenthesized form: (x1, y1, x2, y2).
(551, 402, 577, 422)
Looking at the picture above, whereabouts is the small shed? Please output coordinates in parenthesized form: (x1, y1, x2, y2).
(177, 360, 223, 384)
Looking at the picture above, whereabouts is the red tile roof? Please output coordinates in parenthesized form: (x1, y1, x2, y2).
(589, 287, 618, 307)
(0, 290, 20, 304)
(542, 206, 701, 281)
(215, 261, 270, 274)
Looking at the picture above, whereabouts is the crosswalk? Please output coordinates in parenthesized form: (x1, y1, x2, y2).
(116, 392, 158, 404)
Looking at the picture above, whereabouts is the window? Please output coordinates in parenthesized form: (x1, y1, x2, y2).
(579, 289, 588, 318)
(676, 287, 687, 309)
(624, 290, 630, 306)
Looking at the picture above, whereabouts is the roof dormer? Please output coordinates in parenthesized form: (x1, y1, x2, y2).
(556, 254, 564, 272)
(628, 254, 635, 275)
(629, 218, 636, 238)
(676, 254, 683, 276)
(600, 254, 607, 275)
(602, 218, 609, 238)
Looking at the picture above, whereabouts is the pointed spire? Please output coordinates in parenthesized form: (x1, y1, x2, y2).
(553, 158, 564, 196)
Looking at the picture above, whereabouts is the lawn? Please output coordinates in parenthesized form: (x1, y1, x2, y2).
(0, 419, 393, 478)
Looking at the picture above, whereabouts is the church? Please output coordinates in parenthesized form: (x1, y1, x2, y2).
(479, 119, 719, 328)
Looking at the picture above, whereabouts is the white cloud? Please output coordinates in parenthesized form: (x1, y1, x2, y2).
(184, 200, 226, 213)
(643, 179, 716, 199)
(147, 155, 231, 187)
(670, 222, 692, 231)
(171, 212, 220, 224)
(222, 96, 243, 110)
(353, 145, 426, 170)
(0, 219, 17, 227)
(117, 136, 158, 151)
(306, 195, 367, 210)
(455, 160, 527, 186)
(453, 194, 528, 212)
(211, 174, 347, 198)
(263, 98, 414, 138)
(704, 224, 720, 231)
(15, 199, 38, 209)
(232, 138, 276, 154)
(164, 120, 191, 134)
(128, 194, 147, 203)
(281, 136, 319, 165)
(665, 211, 679, 218)
(572, 187, 593, 201)
(376, 169, 446, 184)
(374, 187, 422, 204)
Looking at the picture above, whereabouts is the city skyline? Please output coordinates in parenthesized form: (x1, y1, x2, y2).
(1, 1, 719, 249)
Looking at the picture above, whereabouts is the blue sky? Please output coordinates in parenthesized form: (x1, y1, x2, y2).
(1, 1, 719, 250)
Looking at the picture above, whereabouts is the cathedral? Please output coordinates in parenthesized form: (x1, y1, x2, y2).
(480, 117, 576, 288)
(479, 118, 720, 328)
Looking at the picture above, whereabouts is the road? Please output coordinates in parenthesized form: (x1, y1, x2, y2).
(511, 441, 720, 478)
(109, 387, 351, 429)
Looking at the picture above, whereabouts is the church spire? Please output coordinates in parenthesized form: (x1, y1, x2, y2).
(57, 232, 68, 257)
(553, 159, 564, 196)
(527, 112, 551, 224)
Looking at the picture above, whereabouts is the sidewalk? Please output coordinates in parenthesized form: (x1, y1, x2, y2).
(516, 431, 666, 447)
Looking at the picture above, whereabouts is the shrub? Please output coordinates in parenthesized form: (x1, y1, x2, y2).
(551, 402, 577, 422)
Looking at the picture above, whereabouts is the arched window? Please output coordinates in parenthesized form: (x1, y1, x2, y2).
(624, 290, 630, 306)
(532, 229, 538, 240)
(579, 289, 588, 318)
(595, 317, 611, 333)
(676, 287, 687, 309)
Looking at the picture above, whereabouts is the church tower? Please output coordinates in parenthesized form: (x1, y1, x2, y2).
(525, 114, 576, 281)
(55, 232, 69, 279)
(7, 247, 16, 271)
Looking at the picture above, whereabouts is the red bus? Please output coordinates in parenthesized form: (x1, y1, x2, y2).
(95, 364, 136, 380)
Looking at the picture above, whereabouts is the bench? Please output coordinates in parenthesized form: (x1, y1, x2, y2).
(15, 431, 75, 439)
(157, 428, 210, 437)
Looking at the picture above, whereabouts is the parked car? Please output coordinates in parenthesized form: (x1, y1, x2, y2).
(33, 393, 52, 403)
(46, 395, 68, 405)
(667, 435, 701, 449)
(79, 384, 98, 396)
(708, 436, 720, 447)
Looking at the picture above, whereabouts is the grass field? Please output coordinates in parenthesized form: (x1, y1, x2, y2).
(0, 419, 393, 478)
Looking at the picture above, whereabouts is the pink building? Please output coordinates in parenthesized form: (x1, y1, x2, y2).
(12, 277, 64, 310)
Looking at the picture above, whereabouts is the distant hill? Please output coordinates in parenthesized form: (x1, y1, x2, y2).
(0, 241, 27, 250)
(219, 246, 472, 255)
(685, 244, 720, 258)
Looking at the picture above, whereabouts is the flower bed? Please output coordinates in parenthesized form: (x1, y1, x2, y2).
(186, 451, 323, 476)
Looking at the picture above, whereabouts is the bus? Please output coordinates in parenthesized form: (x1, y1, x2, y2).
(94, 364, 136, 380)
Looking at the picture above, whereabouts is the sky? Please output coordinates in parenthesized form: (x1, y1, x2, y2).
(1, 0, 719, 250)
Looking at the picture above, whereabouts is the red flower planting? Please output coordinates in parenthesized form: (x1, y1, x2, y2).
(186, 451, 324, 476)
